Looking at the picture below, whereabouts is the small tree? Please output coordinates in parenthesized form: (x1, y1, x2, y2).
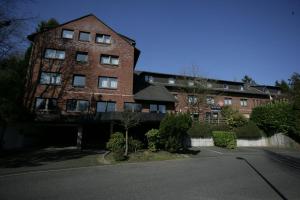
(119, 111, 140, 156)
(221, 106, 247, 128)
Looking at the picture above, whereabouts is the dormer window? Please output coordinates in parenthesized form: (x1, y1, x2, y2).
(207, 83, 212, 88)
(224, 84, 229, 89)
(168, 78, 175, 84)
(96, 34, 111, 44)
(240, 86, 244, 91)
(145, 75, 154, 83)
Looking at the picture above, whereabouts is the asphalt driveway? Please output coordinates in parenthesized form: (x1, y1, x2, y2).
(0, 147, 299, 200)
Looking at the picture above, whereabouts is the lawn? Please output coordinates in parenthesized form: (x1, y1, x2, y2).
(105, 150, 189, 164)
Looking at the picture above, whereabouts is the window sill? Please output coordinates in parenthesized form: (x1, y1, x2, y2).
(99, 87, 117, 90)
(100, 63, 119, 67)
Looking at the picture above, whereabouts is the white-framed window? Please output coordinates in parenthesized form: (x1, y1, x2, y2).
(168, 78, 175, 84)
(240, 86, 244, 91)
(224, 97, 232, 105)
(44, 49, 65, 60)
(97, 101, 116, 112)
(207, 83, 212, 88)
(224, 84, 229, 89)
(66, 100, 89, 112)
(149, 104, 166, 114)
(76, 52, 88, 63)
(73, 75, 86, 87)
(98, 77, 118, 89)
(96, 34, 111, 44)
(240, 99, 248, 107)
(206, 96, 215, 105)
(40, 72, 61, 85)
(79, 31, 90, 41)
(100, 55, 119, 65)
(62, 29, 74, 39)
(35, 98, 57, 111)
(188, 95, 197, 104)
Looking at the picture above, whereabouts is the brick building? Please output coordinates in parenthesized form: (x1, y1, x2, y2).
(26, 14, 281, 147)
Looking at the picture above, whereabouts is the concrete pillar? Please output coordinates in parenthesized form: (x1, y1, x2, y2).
(77, 126, 83, 150)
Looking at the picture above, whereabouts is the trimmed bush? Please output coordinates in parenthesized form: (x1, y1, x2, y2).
(211, 124, 232, 132)
(106, 132, 125, 152)
(159, 113, 192, 152)
(128, 137, 143, 153)
(187, 122, 212, 138)
(235, 121, 264, 139)
(250, 101, 295, 136)
(145, 129, 160, 152)
(212, 131, 236, 149)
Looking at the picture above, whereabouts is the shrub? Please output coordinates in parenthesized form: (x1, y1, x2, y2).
(235, 121, 264, 139)
(113, 149, 127, 161)
(221, 106, 247, 128)
(145, 129, 160, 152)
(106, 132, 125, 152)
(211, 123, 232, 132)
(159, 113, 192, 152)
(250, 101, 295, 136)
(212, 131, 236, 149)
(187, 122, 212, 138)
(128, 137, 143, 153)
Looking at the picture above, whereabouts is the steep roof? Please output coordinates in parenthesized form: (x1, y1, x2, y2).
(27, 13, 137, 47)
(134, 85, 176, 102)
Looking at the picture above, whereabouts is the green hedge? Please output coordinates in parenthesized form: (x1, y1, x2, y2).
(159, 113, 192, 152)
(250, 101, 295, 136)
(187, 122, 212, 138)
(212, 131, 236, 149)
(235, 121, 264, 139)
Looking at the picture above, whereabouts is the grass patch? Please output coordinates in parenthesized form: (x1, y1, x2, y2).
(105, 150, 188, 164)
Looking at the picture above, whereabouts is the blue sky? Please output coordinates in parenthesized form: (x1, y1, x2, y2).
(21, 0, 300, 85)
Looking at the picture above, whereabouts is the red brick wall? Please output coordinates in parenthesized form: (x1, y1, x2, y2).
(29, 15, 135, 113)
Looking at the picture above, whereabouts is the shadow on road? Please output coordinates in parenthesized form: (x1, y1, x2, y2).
(0, 148, 102, 168)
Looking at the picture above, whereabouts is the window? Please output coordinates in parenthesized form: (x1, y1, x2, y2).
(79, 31, 90, 41)
(100, 55, 119, 65)
(66, 100, 89, 112)
(168, 78, 175, 84)
(124, 103, 142, 112)
(96, 34, 111, 44)
(173, 94, 178, 100)
(240, 86, 244, 91)
(96, 101, 116, 112)
(62, 29, 74, 39)
(207, 83, 212, 88)
(145, 75, 154, 83)
(206, 96, 215, 105)
(188, 95, 197, 104)
(76, 52, 88, 63)
(240, 99, 248, 107)
(224, 97, 232, 105)
(44, 49, 65, 60)
(99, 77, 118, 89)
(149, 104, 166, 113)
(73, 75, 85, 87)
(188, 81, 194, 86)
(40, 72, 61, 85)
(35, 98, 57, 111)
(223, 84, 229, 89)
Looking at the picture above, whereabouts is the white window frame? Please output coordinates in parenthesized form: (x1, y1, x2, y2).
(35, 98, 57, 111)
(44, 49, 65, 60)
(240, 99, 248, 107)
(224, 98, 232, 105)
(40, 72, 61, 85)
(96, 34, 111, 44)
(100, 55, 119, 65)
(99, 77, 118, 89)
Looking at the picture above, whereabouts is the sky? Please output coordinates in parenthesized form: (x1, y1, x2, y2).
(19, 0, 300, 85)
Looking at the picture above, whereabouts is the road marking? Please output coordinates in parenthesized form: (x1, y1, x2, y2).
(207, 149, 223, 155)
